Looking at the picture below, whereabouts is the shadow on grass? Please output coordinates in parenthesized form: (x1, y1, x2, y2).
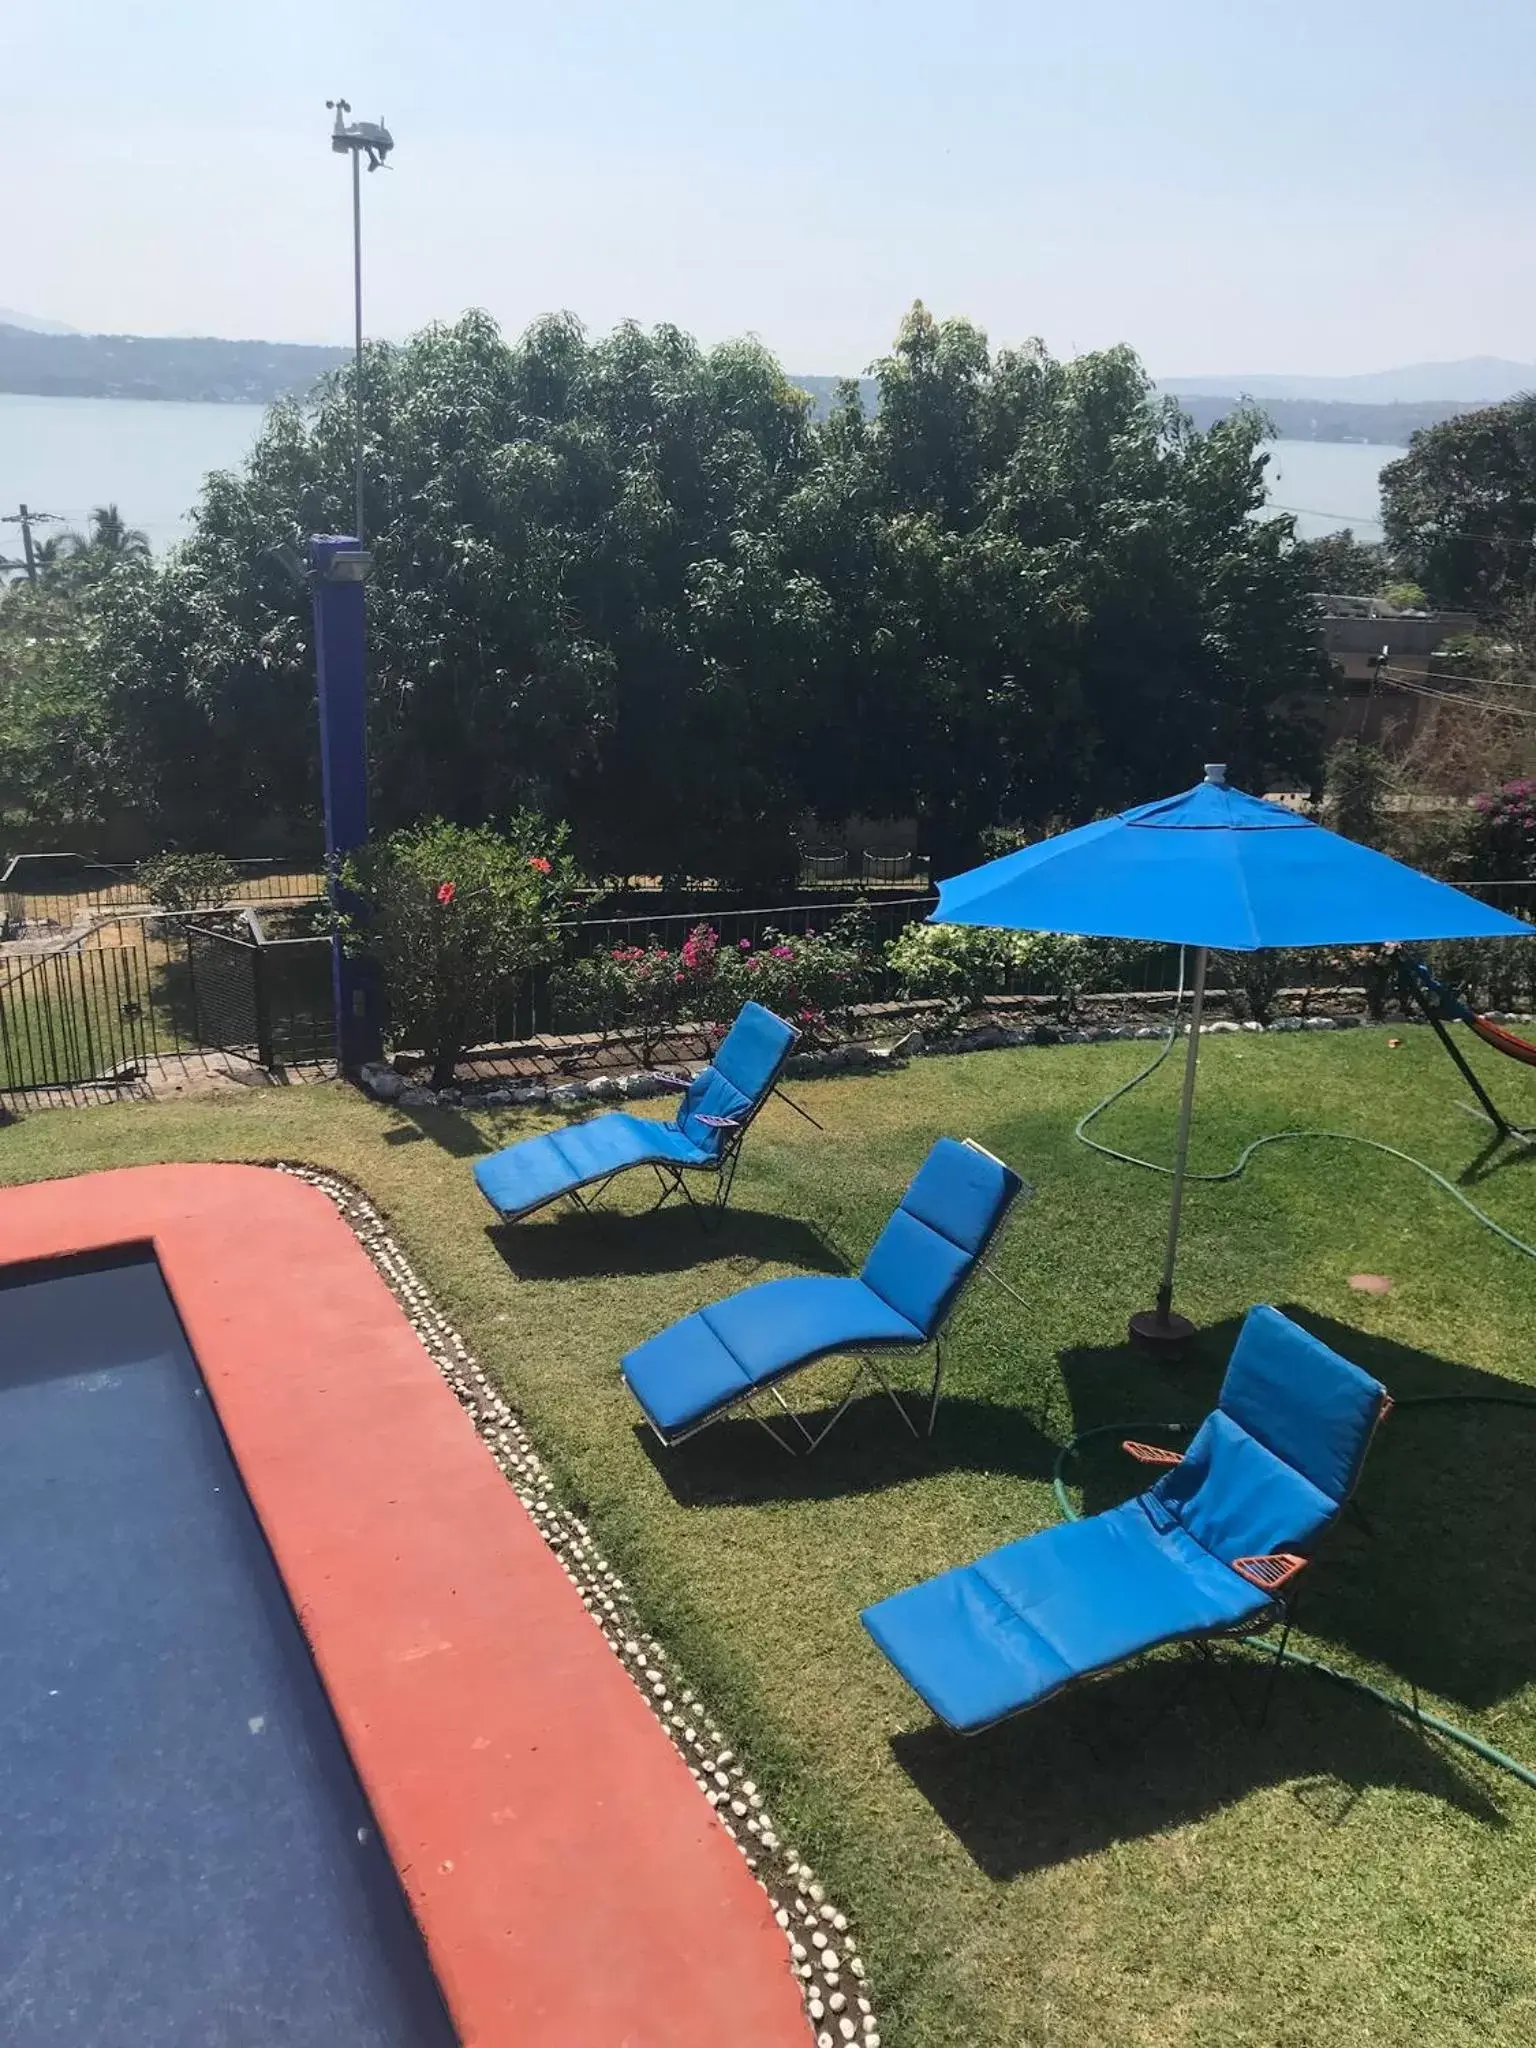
(1056, 1308, 1536, 1713)
(382, 1105, 492, 1157)
(488, 1201, 847, 1282)
(635, 1391, 1058, 1508)
(1457, 1124, 1536, 1188)
(892, 1648, 1508, 1881)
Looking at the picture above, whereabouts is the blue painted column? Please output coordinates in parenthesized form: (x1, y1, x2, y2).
(309, 534, 383, 1070)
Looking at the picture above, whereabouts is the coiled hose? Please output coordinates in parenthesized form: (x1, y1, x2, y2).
(1058, 980, 1536, 1789)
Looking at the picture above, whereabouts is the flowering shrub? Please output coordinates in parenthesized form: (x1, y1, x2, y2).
(551, 922, 723, 1062)
(1469, 780, 1536, 884)
(341, 815, 585, 1087)
(552, 912, 878, 1057)
(715, 916, 877, 1039)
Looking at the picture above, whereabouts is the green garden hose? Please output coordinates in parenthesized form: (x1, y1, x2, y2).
(1059, 1011, 1536, 1790)
(1074, 1016, 1536, 1262)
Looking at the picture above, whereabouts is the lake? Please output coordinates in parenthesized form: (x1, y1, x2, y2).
(0, 392, 1405, 553)
(0, 392, 268, 555)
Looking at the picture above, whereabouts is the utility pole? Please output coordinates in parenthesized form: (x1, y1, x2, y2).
(2, 504, 62, 584)
(325, 99, 394, 545)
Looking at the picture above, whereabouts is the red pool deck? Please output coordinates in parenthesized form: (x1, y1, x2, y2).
(0, 1164, 810, 2048)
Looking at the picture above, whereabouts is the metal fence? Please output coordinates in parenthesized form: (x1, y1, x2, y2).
(796, 850, 932, 887)
(1, 854, 327, 940)
(1, 912, 334, 1104)
(479, 894, 938, 1045)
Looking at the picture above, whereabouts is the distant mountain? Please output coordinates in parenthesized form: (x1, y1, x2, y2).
(1172, 393, 1481, 446)
(791, 373, 878, 419)
(0, 325, 348, 403)
(1159, 358, 1536, 405)
(0, 308, 79, 335)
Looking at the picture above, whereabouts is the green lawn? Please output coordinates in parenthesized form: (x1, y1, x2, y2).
(4, 1029, 1536, 2047)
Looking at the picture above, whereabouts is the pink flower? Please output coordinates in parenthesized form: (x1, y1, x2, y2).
(738, 938, 752, 951)
(435, 881, 456, 906)
(771, 944, 794, 961)
(528, 855, 552, 875)
(674, 971, 686, 985)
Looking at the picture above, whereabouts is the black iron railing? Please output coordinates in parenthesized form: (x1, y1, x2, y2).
(1, 913, 334, 1103)
(1, 854, 328, 940)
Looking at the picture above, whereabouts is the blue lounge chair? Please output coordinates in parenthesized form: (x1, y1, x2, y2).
(862, 1305, 1389, 1733)
(621, 1138, 1028, 1452)
(473, 1000, 799, 1226)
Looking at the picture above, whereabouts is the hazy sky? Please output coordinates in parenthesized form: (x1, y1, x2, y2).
(4, 0, 1533, 377)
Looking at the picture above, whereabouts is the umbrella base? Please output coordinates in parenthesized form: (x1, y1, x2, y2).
(1129, 1307, 1197, 1351)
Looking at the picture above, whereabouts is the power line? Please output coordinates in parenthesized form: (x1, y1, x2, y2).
(1269, 501, 1386, 527)
(1397, 662, 1536, 694)
(1378, 671, 1536, 721)
(0, 503, 63, 584)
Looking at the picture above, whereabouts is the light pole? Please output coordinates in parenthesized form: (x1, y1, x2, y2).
(309, 99, 392, 1074)
(325, 100, 394, 543)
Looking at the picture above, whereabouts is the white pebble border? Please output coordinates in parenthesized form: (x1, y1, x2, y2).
(272, 1160, 880, 2045)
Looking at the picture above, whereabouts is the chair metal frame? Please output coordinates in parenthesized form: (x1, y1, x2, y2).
(541, 1026, 807, 1235)
(643, 1139, 1032, 1455)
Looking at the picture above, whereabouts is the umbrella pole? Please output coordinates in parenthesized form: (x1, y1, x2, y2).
(1130, 944, 1207, 1349)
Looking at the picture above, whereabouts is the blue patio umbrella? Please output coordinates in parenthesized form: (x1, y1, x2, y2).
(935, 764, 1533, 1342)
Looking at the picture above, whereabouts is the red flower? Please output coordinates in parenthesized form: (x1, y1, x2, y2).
(435, 881, 456, 906)
(529, 855, 553, 875)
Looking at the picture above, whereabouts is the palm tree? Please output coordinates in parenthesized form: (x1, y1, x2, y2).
(40, 504, 152, 593)
(80, 504, 151, 565)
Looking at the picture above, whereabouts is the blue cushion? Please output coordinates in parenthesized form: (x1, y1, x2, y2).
(860, 1210, 976, 1335)
(1219, 1305, 1386, 1506)
(712, 1001, 798, 1103)
(701, 1277, 923, 1379)
(675, 1067, 754, 1155)
(675, 1003, 797, 1151)
(862, 1504, 1267, 1732)
(622, 1314, 754, 1438)
(860, 1138, 1023, 1335)
(473, 1114, 709, 1221)
(622, 1277, 924, 1438)
(1146, 1410, 1338, 1564)
(900, 1137, 1025, 1253)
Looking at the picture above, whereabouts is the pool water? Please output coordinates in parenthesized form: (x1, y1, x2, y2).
(0, 1249, 456, 2047)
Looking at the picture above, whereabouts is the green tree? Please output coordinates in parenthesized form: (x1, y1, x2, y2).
(135, 850, 241, 912)
(0, 583, 115, 836)
(41, 504, 152, 595)
(1290, 528, 1387, 596)
(1381, 398, 1536, 616)
(21, 307, 1328, 879)
(1323, 738, 1394, 846)
(791, 309, 1324, 866)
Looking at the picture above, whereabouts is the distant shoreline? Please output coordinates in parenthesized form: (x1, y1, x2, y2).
(0, 383, 1442, 451)
(1, 328, 1488, 443)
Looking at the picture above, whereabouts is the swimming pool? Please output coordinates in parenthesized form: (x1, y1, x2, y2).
(0, 1248, 454, 2046)
(0, 1163, 811, 2048)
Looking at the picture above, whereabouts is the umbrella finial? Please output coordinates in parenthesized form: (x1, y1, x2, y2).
(1204, 762, 1227, 785)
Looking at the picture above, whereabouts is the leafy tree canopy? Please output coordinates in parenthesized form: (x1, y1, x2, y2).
(1381, 397, 1536, 617)
(6, 306, 1327, 879)
(1289, 528, 1387, 598)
